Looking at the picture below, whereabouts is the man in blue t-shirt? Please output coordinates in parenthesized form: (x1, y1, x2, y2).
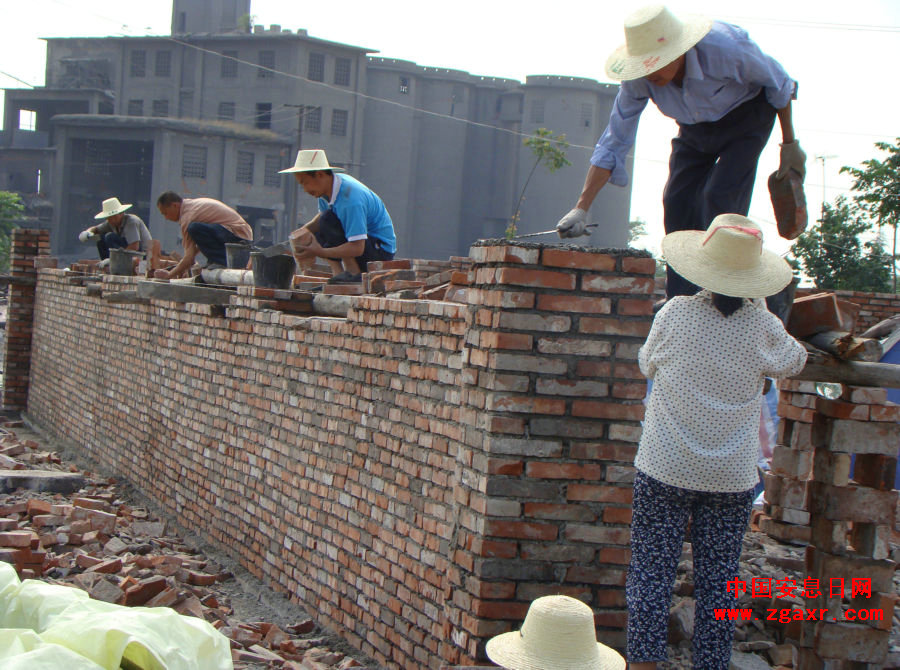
(281, 149, 396, 284)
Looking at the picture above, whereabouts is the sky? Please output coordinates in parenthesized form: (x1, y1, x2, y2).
(1, 0, 899, 259)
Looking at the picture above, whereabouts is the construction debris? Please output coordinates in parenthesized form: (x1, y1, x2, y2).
(0, 423, 380, 670)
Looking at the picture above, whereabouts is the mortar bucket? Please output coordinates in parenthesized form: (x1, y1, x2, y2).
(250, 251, 296, 289)
(225, 242, 252, 269)
(109, 248, 143, 276)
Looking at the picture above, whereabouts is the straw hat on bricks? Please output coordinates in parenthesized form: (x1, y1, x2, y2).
(485, 595, 625, 670)
(605, 4, 712, 81)
(94, 197, 133, 220)
(661, 214, 794, 299)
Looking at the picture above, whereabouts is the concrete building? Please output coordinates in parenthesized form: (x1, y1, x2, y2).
(0, 0, 631, 261)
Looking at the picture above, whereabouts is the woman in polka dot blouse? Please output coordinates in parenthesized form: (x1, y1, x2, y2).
(627, 214, 807, 670)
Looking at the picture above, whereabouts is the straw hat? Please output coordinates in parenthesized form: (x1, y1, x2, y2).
(485, 596, 625, 670)
(94, 197, 133, 220)
(661, 214, 794, 298)
(605, 4, 712, 81)
(278, 149, 346, 174)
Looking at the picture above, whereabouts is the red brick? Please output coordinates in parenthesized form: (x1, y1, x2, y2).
(525, 463, 605, 480)
(471, 538, 517, 559)
(572, 400, 644, 421)
(0, 531, 33, 548)
(617, 298, 654, 316)
(496, 268, 576, 290)
(523, 503, 597, 522)
(852, 454, 897, 490)
(472, 599, 530, 620)
(841, 386, 887, 405)
(814, 397, 869, 420)
(567, 485, 633, 504)
(583, 275, 656, 294)
(622, 256, 657, 274)
(602, 507, 633, 524)
(535, 294, 612, 314)
(479, 332, 533, 351)
(541, 248, 615, 271)
(580, 317, 651, 337)
(778, 402, 816, 423)
(483, 520, 558, 541)
(869, 403, 900, 422)
(488, 395, 566, 415)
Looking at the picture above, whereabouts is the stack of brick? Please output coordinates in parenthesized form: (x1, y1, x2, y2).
(795, 287, 900, 333)
(2, 229, 49, 410)
(444, 241, 656, 661)
(765, 380, 899, 668)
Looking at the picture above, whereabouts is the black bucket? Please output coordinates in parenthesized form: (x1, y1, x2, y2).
(250, 251, 296, 289)
(109, 248, 144, 276)
(225, 242, 252, 269)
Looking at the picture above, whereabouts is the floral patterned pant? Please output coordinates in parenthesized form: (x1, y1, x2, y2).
(626, 471, 754, 669)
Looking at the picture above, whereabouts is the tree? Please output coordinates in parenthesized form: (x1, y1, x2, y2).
(506, 128, 571, 239)
(627, 217, 647, 247)
(788, 196, 891, 293)
(841, 138, 900, 291)
(0, 192, 23, 273)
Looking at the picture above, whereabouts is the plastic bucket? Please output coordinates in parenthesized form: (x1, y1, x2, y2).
(225, 242, 252, 269)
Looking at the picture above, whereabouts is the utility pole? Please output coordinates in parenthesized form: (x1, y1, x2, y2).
(815, 154, 837, 218)
(284, 104, 307, 238)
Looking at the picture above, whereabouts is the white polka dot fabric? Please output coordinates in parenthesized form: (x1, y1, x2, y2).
(636, 290, 807, 493)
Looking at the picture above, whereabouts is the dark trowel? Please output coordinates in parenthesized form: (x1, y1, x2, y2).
(260, 240, 294, 257)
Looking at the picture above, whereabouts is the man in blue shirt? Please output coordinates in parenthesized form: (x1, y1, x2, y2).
(558, 5, 806, 298)
(281, 149, 396, 284)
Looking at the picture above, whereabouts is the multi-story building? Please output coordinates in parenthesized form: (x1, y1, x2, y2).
(0, 0, 631, 261)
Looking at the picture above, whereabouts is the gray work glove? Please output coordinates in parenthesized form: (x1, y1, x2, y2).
(777, 140, 806, 179)
(556, 208, 595, 238)
(78, 229, 98, 243)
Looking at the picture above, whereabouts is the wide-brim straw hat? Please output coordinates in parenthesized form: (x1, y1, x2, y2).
(661, 213, 794, 298)
(485, 596, 625, 670)
(94, 197, 133, 219)
(278, 149, 346, 174)
(605, 4, 712, 81)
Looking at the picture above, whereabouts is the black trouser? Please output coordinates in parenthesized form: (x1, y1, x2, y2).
(97, 232, 128, 260)
(314, 209, 393, 273)
(663, 91, 777, 298)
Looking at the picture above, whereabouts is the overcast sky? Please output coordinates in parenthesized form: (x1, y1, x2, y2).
(2, 0, 898, 257)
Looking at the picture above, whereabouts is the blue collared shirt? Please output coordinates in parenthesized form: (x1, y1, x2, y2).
(317, 173, 397, 254)
(591, 21, 797, 186)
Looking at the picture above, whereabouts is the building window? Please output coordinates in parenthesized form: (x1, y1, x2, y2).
(330, 109, 348, 136)
(218, 102, 235, 120)
(236, 151, 254, 184)
(308, 53, 325, 82)
(530, 99, 545, 124)
(257, 50, 275, 78)
(399, 76, 409, 94)
(580, 103, 593, 128)
(221, 50, 238, 78)
(151, 99, 169, 117)
(126, 99, 143, 116)
(304, 106, 321, 133)
(155, 50, 171, 77)
(264, 155, 281, 187)
(255, 102, 272, 129)
(18, 110, 36, 131)
(182, 145, 207, 179)
(334, 57, 351, 86)
(130, 50, 146, 77)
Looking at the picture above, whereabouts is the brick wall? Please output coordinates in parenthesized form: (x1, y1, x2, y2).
(763, 380, 898, 667)
(796, 288, 900, 333)
(2, 229, 50, 409)
(21, 238, 656, 668)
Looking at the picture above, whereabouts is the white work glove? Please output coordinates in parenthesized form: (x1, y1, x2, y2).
(556, 208, 595, 238)
(78, 229, 97, 243)
(776, 140, 806, 180)
(98, 258, 110, 270)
